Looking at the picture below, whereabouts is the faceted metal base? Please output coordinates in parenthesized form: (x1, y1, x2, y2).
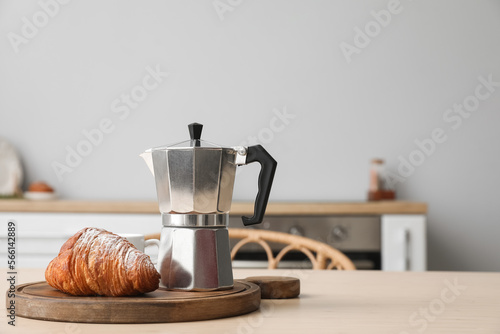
(157, 226, 234, 291)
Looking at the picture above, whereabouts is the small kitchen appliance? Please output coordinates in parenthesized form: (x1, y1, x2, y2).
(142, 123, 277, 291)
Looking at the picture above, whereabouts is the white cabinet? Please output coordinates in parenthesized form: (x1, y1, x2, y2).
(0, 213, 161, 268)
(381, 214, 426, 271)
(1, 211, 427, 271)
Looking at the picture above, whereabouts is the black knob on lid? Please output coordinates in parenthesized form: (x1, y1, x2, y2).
(188, 123, 203, 147)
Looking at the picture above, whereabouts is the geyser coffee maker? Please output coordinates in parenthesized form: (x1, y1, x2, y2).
(142, 123, 277, 291)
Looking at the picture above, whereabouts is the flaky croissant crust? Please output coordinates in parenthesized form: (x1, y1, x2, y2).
(45, 227, 160, 297)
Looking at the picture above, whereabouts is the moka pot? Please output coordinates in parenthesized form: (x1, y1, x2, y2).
(141, 123, 277, 291)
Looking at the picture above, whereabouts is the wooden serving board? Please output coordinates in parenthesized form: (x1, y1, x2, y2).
(13, 280, 261, 324)
(244, 276, 300, 299)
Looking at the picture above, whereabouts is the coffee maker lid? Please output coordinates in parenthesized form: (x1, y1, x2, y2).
(161, 139, 221, 149)
(150, 123, 222, 151)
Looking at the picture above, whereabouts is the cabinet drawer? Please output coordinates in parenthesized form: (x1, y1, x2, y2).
(0, 213, 162, 268)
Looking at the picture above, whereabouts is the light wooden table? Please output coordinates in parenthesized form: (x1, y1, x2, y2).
(0, 200, 427, 215)
(2, 269, 499, 334)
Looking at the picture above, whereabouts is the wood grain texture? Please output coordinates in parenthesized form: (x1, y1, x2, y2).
(244, 276, 300, 299)
(2, 269, 500, 333)
(13, 281, 260, 323)
(0, 200, 427, 214)
(0, 200, 159, 213)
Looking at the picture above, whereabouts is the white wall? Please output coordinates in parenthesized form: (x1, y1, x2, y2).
(1, 0, 499, 271)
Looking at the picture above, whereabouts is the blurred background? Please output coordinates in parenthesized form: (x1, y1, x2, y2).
(0, 0, 499, 271)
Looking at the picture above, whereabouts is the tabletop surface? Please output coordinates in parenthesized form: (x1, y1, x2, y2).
(0, 200, 427, 215)
(2, 269, 499, 334)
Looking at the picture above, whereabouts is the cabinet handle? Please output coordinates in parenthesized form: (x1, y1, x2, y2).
(404, 228, 411, 271)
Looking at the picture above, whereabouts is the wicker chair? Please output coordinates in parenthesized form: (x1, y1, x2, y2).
(146, 229, 355, 270)
(229, 228, 355, 270)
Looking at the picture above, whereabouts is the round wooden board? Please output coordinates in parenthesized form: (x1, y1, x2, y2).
(13, 280, 260, 324)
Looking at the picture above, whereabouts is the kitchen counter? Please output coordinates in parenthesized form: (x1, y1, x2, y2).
(0, 200, 427, 215)
(0, 201, 428, 270)
(2, 268, 498, 333)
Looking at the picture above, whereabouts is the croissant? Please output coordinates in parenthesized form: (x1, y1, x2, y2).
(45, 227, 160, 296)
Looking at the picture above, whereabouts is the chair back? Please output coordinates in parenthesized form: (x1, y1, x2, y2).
(229, 228, 356, 270)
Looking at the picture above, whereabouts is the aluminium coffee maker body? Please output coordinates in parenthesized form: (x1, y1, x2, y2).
(142, 123, 277, 291)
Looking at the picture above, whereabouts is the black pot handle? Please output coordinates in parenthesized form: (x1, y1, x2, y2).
(242, 145, 277, 226)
